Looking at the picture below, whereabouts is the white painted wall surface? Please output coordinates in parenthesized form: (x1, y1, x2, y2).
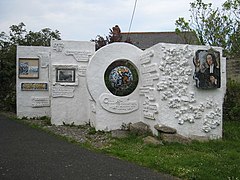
(50, 40, 95, 125)
(87, 43, 143, 131)
(17, 41, 226, 140)
(140, 43, 226, 139)
(87, 42, 226, 139)
(16, 46, 51, 118)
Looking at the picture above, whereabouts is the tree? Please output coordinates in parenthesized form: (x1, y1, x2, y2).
(0, 22, 61, 112)
(175, 0, 240, 58)
(223, 0, 240, 58)
(92, 25, 123, 50)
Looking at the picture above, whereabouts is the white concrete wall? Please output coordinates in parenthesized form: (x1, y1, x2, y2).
(140, 43, 226, 139)
(86, 42, 226, 139)
(50, 40, 95, 125)
(17, 41, 226, 140)
(87, 43, 143, 131)
(16, 46, 51, 118)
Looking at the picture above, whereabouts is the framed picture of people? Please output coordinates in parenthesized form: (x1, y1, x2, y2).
(56, 68, 75, 83)
(193, 49, 221, 89)
(19, 58, 39, 79)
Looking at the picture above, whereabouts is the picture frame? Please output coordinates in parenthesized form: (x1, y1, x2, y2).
(193, 49, 221, 89)
(56, 68, 75, 83)
(19, 58, 39, 79)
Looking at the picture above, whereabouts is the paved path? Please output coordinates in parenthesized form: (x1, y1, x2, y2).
(0, 114, 178, 180)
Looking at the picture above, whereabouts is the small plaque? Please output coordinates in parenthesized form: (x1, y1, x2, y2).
(99, 93, 138, 114)
(32, 97, 50, 107)
(142, 73, 159, 86)
(79, 65, 87, 76)
(139, 50, 154, 64)
(143, 102, 158, 120)
(52, 86, 75, 98)
(141, 63, 158, 74)
(21, 83, 48, 91)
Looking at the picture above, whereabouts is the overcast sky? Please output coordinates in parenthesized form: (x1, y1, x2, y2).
(0, 0, 226, 41)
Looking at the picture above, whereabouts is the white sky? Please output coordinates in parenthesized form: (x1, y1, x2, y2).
(0, 0, 226, 41)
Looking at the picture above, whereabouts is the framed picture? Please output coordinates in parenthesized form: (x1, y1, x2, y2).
(193, 49, 221, 89)
(56, 68, 75, 82)
(19, 58, 39, 79)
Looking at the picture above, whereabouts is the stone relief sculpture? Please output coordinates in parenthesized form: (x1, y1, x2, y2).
(99, 93, 138, 114)
(155, 45, 222, 133)
(38, 52, 50, 68)
(65, 50, 92, 62)
(139, 50, 159, 120)
(17, 41, 225, 139)
(52, 42, 64, 52)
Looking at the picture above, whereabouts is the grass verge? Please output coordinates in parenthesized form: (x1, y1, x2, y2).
(1, 111, 239, 180)
(101, 121, 240, 180)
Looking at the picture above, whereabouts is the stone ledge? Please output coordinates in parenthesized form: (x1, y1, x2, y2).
(154, 124, 177, 134)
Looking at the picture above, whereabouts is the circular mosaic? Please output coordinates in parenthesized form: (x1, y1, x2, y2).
(104, 60, 139, 96)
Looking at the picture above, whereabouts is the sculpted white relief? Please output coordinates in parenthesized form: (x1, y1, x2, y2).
(142, 73, 159, 87)
(52, 85, 75, 98)
(143, 101, 158, 120)
(139, 87, 156, 101)
(38, 52, 50, 68)
(91, 101, 96, 113)
(65, 50, 92, 62)
(141, 63, 158, 74)
(17, 41, 225, 139)
(202, 97, 221, 133)
(139, 50, 154, 64)
(205, 98, 214, 109)
(52, 42, 64, 52)
(78, 65, 87, 76)
(99, 93, 138, 114)
(156, 45, 222, 133)
(139, 50, 159, 120)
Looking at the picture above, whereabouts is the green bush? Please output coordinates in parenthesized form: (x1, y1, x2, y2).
(223, 80, 240, 121)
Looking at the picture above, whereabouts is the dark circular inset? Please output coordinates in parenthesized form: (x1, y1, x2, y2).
(104, 60, 139, 96)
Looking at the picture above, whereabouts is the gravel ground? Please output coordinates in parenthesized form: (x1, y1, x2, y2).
(20, 118, 114, 149)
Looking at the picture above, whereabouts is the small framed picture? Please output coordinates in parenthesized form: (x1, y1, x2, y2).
(193, 49, 221, 89)
(56, 69, 75, 82)
(19, 58, 39, 79)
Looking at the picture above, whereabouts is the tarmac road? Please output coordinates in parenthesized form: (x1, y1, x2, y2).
(0, 114, 178, 180)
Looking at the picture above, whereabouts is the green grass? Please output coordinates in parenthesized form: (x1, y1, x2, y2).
(1, 111, 240, 179)
(102, 121, 240, 180)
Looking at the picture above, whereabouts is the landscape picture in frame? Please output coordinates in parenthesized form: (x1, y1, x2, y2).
(19, 58, 39, 79)
(56, 68, 75, 82)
